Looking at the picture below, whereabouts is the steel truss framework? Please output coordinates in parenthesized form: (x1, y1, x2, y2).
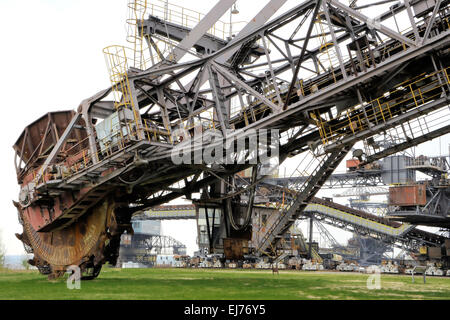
(135, 196, 445, 259)
(257, 183, 446, 253)
(258, 171, 385, 189)
(144, 234, 187, 255)
(313, 218, 394, 264)
(13, 0, 450, 275)
(302, 210, 444, 252)
(119, 233, 187, 266)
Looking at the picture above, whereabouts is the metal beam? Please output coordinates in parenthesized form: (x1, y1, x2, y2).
(187, 0, 291, 90)
(362, 124, 450, 165)
(283, 0, 322, 110)
(218, 0, 290, 64)
(35, 112, 82, 183)
(167, 0, 237, 62)
(404, 0, 420, 44)
(422, 0, 443, 45)
(322, 0, 347, 79)
(211, 62, 281, 113)
(234, 31, 450, 132)
(328, 0, 417, 48)
(324, 97, 450, 152)
(207, 64, 230, 133)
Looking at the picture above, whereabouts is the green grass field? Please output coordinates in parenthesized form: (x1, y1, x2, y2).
(1, 268, 449, 300)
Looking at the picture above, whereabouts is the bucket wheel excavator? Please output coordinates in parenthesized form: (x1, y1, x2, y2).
(12, 0, 450, 279)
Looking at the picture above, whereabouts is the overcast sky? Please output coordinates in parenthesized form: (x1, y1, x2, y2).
(0, 0, 449, 257)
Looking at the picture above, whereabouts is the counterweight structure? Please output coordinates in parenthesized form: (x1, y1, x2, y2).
(12, 0, 450, 279)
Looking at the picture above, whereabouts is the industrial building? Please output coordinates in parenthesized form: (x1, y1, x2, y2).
(10, 0, 450, 279)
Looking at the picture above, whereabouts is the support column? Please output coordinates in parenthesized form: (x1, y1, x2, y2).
(208, 64, 230, 135)
(309, 216, 314, 259)
(128, 79, 146, 140)
(82, 109, 99, 164)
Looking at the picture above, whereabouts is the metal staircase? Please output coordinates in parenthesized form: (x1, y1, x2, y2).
(257, 144, 354, 255)
(294, 230, 323, 263)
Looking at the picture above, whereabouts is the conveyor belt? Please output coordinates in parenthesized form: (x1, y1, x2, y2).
(307, 197, 446, 246)
(140, 198, 446, 247)
(309, 197, 412, 236)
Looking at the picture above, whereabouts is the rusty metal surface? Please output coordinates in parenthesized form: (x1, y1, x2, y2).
(14, 197, 130, 279)
(389, 185, 427, 206)
(428, 247, 443, 259)
(346, 159, 360, 169)
(13, 111, 88, 183)
(223, 238, 249, 260)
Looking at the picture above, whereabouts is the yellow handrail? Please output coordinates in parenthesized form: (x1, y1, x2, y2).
(313, 66, 450, 146)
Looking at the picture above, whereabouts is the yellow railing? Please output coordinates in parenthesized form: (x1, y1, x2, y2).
(315, 12, 338, 84)
(143, 118, 173, 143)
(125, 0, 167, 69)
(103, 45, 143, 142)
(146, 0, 246, 41)
(253, 202, 322, 260)
(31, 120, 143, 185)
(55, 116, 179, 182)
(297, 11, 450, 99)
(312, 67, 450, 146)
(127, 0, 149, 70)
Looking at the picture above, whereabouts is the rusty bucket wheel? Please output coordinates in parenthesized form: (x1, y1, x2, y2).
(15, 197, 120, 280)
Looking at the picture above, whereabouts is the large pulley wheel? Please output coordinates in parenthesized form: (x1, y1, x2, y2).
(16, 198, 118, 280)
